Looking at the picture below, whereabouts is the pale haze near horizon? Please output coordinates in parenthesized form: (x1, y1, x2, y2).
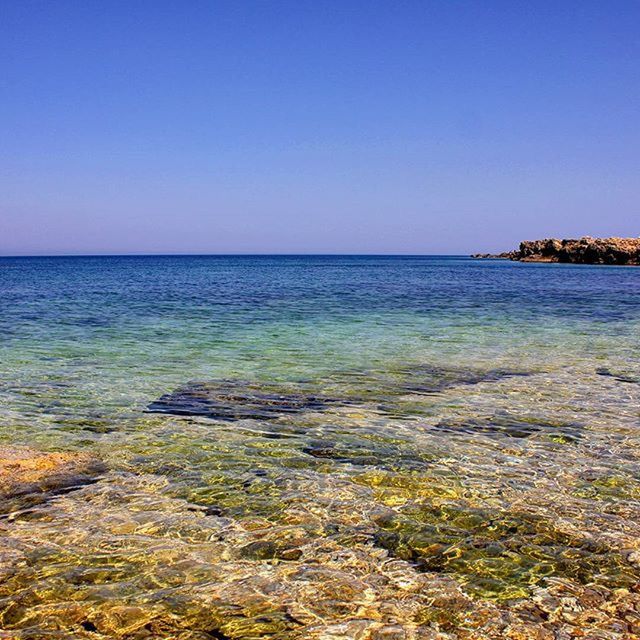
(1, 1, 638, 256)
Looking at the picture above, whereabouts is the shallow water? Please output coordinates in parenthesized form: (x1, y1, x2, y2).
(1, 255, 639, 638)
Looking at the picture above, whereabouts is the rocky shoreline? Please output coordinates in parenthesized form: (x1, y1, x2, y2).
(473, 236, 640, 265)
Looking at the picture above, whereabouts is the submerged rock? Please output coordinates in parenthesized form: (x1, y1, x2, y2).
(391, 365, 530, 394)
(596, 367, 639, 384)
(147, 380, 349, 422)
(148, 367, 531, 424)
(436, 414, 583, 442)
(0, 446, 104, 512)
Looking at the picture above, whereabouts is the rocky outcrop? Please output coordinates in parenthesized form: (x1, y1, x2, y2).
(518, 237, 640, 264)
(474, 237, 640, 265)
(471, 251, 517, 260)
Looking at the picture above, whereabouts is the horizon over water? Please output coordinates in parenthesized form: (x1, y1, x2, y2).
(1, 254, 639, 638)
(2, 253, 477, 258)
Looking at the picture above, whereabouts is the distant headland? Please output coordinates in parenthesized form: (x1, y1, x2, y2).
(473, 236, 640, 265)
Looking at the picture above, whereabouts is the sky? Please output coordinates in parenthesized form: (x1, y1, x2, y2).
(1, 0, 639, 255)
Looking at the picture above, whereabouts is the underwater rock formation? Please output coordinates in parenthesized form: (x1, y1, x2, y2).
(147, 380, 349, 421)
(147, 367, 531, 423)
(473, 236, 640, 265)
(0, 446, 104, 511)
(2, 365, 640, 639)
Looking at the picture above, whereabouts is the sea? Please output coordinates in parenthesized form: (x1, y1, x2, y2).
(0, 255, 639, 638)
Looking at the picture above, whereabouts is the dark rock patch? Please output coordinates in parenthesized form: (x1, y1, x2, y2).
(206, 629, 232, 640)
(436, 415, 584, 442)
(186, 504, 224, 517)
(147, 380, 349, 422)
(326, 366, 531, 406)
(147, 366, 531, 424)
(392, 365, 531, 395)
(301, 439, 428, 470)
(302, 444, 381, 467)
(596, 367, 639, 384)
(236, 540, 303, 561)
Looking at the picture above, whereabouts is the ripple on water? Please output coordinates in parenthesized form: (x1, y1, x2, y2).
(1, 256, 640, 638)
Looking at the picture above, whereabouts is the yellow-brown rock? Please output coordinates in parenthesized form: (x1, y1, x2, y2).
(0, 446, 104, 506)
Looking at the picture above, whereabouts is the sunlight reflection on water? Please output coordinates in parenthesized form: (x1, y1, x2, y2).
(1, 256, 639, 638)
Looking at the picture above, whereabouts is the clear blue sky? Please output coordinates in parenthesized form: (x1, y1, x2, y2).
(1, 1, 638, 255)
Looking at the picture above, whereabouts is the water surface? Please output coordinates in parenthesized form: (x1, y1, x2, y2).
(1, 256, 639, 638)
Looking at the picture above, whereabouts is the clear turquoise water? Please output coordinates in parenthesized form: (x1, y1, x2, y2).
(1, 256, 639, 638)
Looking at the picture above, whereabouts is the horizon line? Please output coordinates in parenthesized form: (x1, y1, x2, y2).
(0, 252, 475, 258)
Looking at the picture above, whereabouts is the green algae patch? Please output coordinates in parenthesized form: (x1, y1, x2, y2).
(414, 606, 462, 630)
(573, 474, 640, 501)
(371, 501, 640, 599)
(353, 469, 473, 509)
